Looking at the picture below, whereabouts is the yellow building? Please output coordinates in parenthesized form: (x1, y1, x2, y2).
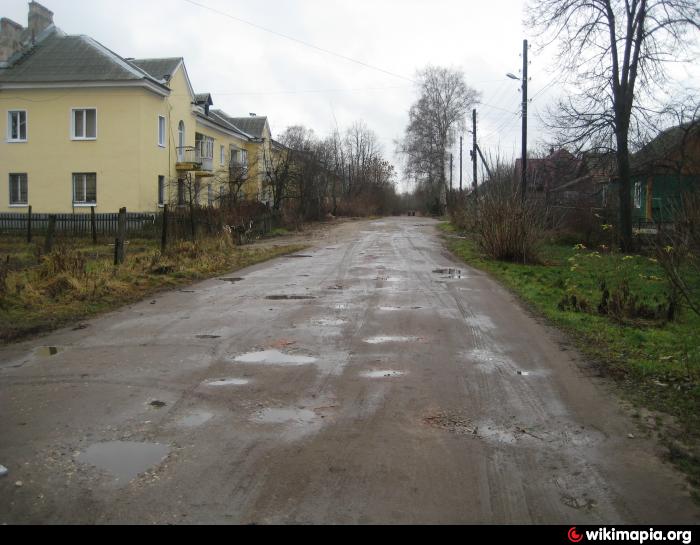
(0, 2, 275, 214)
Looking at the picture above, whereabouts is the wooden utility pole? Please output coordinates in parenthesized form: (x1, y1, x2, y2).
(90, 206, 97, 244)
(472, 109, 478, 195)
(459, 136, 463, 192)
(521, 39, 528, 202)
(44, 215, 56, 253)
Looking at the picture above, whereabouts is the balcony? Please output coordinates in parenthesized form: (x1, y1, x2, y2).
(176, 146, 213, 173)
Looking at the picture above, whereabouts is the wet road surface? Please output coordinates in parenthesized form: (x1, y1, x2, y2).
(0, 217, 697, 523)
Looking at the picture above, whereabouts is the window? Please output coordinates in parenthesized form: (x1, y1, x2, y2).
(634, 181, 642, 209)
(72, 109, 97, 140)
(230, 149, 239, 165)
(7, 111, 27, 142)
(9, 173, 28, 205)
(241, 149, 248, 168)
(177, 179, 185, 206)
(220, 145, 225, 165)
(177, 121, 185, 160)
(158, 116, 166, 147)
(158, 176, 165, 206)
(72, 173, 97, 205)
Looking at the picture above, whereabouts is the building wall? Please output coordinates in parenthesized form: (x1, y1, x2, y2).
(1, 86, 171, 213)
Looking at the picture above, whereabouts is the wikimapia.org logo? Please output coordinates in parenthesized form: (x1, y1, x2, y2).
(567, 527, 693, 544)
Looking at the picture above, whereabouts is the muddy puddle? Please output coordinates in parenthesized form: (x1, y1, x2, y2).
(205, 378, 250, 386)
(433, 268, 464, 279)
(35, 346, 62, 358)
(364, 335, 420, 344)
(265, 295, 316, 300)
(284, 254, 313, 259)
(233, 350, 316, 365)
(178, 410, 214, 428)
(361, 370, 405, 378)
(77, 441, 169, 483)
(311, 318, 346, 327)
(254, 407, 318, 425)
(220, 277, 244, 283)
(196, 335, 221, 339)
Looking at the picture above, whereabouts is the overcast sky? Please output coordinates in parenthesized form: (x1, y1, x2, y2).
(4, 0, 699, 192)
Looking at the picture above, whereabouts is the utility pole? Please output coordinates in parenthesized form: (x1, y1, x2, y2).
(472, 109, 478, 195)
(521, 38, 528, 202)
(459, 136, 463, 192)
(449, 153, 453, 192)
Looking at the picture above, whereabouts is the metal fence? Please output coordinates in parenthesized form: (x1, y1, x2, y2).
(0, 212, 157, 236)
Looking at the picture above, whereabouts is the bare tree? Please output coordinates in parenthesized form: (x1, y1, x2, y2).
(527, 0, 699, 250)
(399, 66, 480, 213)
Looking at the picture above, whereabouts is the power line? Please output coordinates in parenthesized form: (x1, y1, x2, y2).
(181, 0, 416, 83)
(172, 85, 413, 97)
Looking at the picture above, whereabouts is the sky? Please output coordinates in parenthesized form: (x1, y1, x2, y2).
(3, 0, 698, 192)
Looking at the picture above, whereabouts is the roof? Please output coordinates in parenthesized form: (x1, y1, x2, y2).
(0, 28, 168, 91)
(128, 57, 182, 82)
(632, 121, 700, 173)
(194, 92, 213, 106)
(200, 109, 252, 140)
(224, 116, 269, 139)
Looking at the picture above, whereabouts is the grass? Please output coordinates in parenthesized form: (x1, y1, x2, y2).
(440, 222, 700, 495)
(0, 232, 308, 343)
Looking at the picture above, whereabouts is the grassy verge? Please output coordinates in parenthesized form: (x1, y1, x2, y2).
(0, 233, 308, 344)
(440, 223, 700, 497)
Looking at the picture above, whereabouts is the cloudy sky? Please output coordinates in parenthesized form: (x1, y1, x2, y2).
(4, 0, 698, 191)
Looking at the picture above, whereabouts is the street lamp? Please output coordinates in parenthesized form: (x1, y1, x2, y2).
(507, 39, 528, 202)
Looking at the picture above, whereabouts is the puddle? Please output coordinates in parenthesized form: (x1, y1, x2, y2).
(361, 370, 405, 378)
(379, 306, 402, 311)
(233, 350, 316, 365)
(220, 278, 244, 283)
(254, 407, 318, 425)
(334, 303, 350, 310)
(363, 336, 419, 344)
(284, 255, 313, 259)
(178, 410, 214, 428)
(266, 295, 316, 300)
(36, 346, 61, 358)
(77, 441, 169, 483)
(517, 370, 531, 376)
(196, 335, 221, 339)
(433, 268, 463, 279)
(149, 400, 167, 408)
(311, 318, 346, 327)
(205, 378, 250, 386)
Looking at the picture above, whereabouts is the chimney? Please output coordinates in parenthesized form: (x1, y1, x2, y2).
(249, 113, 256, 117)
(28, 1, 53, 39)
(0, 18, 24, 63)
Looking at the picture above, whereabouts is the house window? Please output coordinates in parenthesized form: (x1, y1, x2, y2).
(230, 149, 239, 165)
(9, 173, 28, 205)
(177, 179, 185, 206)
(71, 109, 97, 140)
(158, 176, 165, 206)
(634, 181, 642, 209)
(178, 121, 185, 160)
(220, 145, 225, 165)
(241, 149, 248, 168)
(72, 173, 97, 205)
(158, 116, 166, 147)
(7, 111, 27, 142)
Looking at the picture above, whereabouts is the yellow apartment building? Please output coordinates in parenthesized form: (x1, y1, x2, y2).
(0, 2, 275, 214)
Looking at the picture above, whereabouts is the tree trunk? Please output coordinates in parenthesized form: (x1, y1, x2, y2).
(616, 123, 633, 252)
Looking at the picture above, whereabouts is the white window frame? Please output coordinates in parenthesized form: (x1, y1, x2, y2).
(7, 110, 28, 143)
(158, 115, 166, 148)
(72, 173, 97, 206)
(634, 181, 642, 209)
(158, 175, 165, 207)
(9, 173, 28, 206)
(220, 144, 225, 165)
(71, 108, 97, 141)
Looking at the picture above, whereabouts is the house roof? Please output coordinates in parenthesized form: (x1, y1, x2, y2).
(632, 121, 700, 173)
(0, 28, 168, 91)
(225, 116, 269, 139)
(200, 109, 252, 140)
(128, 57, 182, 82)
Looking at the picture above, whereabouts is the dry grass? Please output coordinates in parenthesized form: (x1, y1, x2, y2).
(0, 232, 307, 343)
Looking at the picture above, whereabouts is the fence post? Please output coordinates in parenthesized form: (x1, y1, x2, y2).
(90, 206, 97, 244)
(27, 205, 32, 243)
(114, 207, 126, 266)
(161, 204, 168, 253)
(44, 215, 56, 253)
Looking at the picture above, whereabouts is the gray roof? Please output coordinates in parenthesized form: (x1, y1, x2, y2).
(0, 28, 167, 90)
(203, 109, 252, 140)
(224, 116, 269, 139)
(129, 57, 182, 81)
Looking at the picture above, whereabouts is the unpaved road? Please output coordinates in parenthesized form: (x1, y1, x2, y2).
(0, 217, 697, 524)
